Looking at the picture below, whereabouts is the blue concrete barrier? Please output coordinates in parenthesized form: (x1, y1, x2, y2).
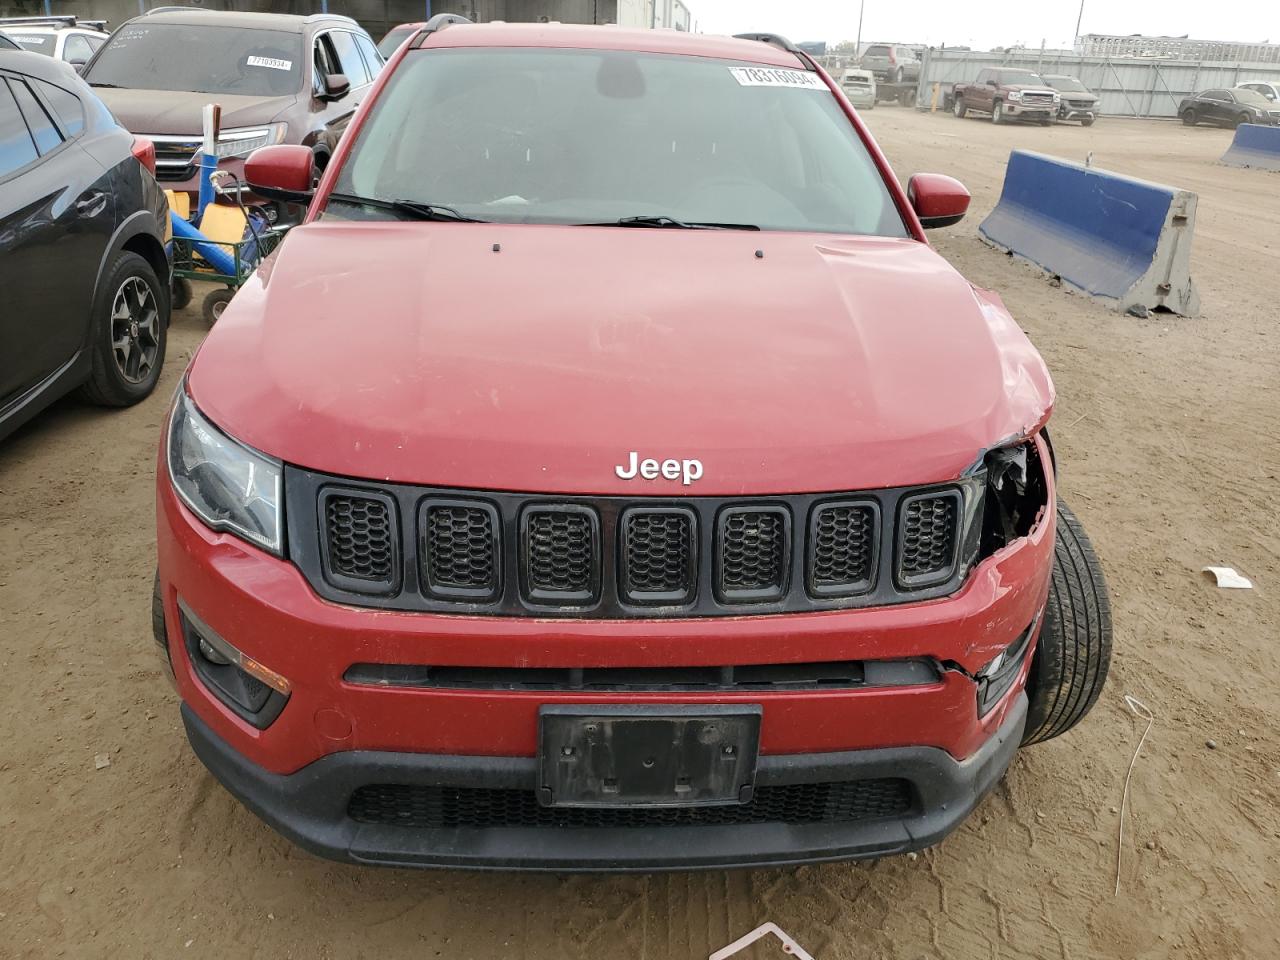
(1220, 123, 1280, 172)
(979, 150, 1199, 316)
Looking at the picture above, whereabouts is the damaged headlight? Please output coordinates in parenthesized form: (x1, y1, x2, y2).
(167, 390, 283, 555)
(980, 436, 1049, 556)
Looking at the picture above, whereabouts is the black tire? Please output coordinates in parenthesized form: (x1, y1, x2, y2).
(1022, 499, 1113, 746)
(1081, 117, 1096, 127)
(1181, 109, 1198, 126)
(78, 251, 168, 407)
(900, 87, 917, 108)
(1234, 112, 1249, 128)
(151, 571, 166, 649)
(953, 96, 967, 119)
(202, 287, 235, 325)
(172, 277, 193, 311)
(992, 101, 1004, 124)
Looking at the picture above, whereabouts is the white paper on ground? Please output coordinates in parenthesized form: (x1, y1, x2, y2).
(1202, 566, 1253, 589)
(709, 922, 815, 960)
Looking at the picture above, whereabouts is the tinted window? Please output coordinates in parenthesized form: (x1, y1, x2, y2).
(377, 25, 416, 58)
(85, 23, 302, 96)
(1233, 89, 1272, 108)
(0, 79, 39, 175)
(975, 70, 991, 84)
(865, 45, 890, 56)
(335, 48, 908, 238)
(9, 78, 62, 154)
(1045, 76, 1085, 92)
(997, 70, 1046, 85)
(10, 32, 55, 55)
(1204, 90, 1229, 101)
(63, 33, 94, 63)
(0, 34, 19, 51)
(355, 33, 383, 79)
(35, 79, 86, 137)
(328, 30, 370, 86)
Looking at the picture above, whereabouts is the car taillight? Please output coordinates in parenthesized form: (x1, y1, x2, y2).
(888, 50, 896, 64)
(132, 136, 156, 176)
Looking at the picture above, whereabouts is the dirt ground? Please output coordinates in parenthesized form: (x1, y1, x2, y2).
(2, 109, 1279, 960)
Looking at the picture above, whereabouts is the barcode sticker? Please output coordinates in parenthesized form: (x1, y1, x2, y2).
(729, 67, 825, 90)
(247, 56, 292, 71)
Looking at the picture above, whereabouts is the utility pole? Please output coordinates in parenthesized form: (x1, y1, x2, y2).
(1074, 0, 1085, 48)
(855, 0, 865, 57)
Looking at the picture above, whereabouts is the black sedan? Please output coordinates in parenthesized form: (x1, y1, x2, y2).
(1178, 87, 1280, 128)
(0, 50, 171, 442)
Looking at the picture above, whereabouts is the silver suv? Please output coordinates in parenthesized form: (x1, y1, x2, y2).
(859, 43, 920, 84)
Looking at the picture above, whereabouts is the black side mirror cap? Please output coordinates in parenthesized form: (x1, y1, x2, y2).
(320, 72, 350, 101)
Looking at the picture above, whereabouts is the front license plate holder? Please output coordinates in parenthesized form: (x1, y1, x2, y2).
(538, 705, 762, 808)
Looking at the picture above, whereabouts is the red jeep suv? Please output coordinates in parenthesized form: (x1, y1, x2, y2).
(153, 18, 1112, 871)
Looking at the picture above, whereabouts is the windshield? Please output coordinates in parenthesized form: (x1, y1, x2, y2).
(1045, 76, 1086, 92)
(377, 25, 417, 58)
(1235, 89, 1274, 108)
(84, 23, 302, 96)
(998, 71, 1047, 86)
(9, 32, 55, 55)
(332, 48, 908, 237)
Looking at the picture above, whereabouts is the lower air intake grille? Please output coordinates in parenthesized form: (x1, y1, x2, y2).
(421, 500, 499, 600)
(621, 508, 696, 604)
(897, 492, 960, 587)
(808, 502, 877, 597)
(322, 490, 396, 588)
(717, 507, 789, 602)
(348, 779, 913, 829)
(522, 507, 599, 604)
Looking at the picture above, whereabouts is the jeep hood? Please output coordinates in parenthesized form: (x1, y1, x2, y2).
(93, 88, 296, 135)
(187, 223, 1054, 496)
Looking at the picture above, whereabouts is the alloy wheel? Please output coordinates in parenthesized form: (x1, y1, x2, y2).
(110, 276, 160, 384)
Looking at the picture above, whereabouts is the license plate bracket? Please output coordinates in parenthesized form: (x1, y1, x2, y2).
(538, 705, 761, 808)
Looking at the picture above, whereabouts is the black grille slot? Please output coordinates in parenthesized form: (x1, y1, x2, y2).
(897, 492, 960, 588)
(348, 779, 913, 829)
(716, 507, 790, 602)
(421, 500, 500, 600)
(620, 507, 696, 605)
(320, 489, 398, 592)
(521, 506, 599, 605)
(807, 501, 878, 597)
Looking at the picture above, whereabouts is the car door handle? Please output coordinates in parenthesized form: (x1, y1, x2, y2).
(76, 193, 107, 218)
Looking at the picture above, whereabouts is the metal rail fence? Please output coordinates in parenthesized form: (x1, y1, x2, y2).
(914, 49, 1280, 119)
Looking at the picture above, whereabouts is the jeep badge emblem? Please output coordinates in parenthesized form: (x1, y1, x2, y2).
(615, 451, 703, 486)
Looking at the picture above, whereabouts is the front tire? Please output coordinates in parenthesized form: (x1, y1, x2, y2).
(953, 97, 967, 119)
(1182, 108, 1198, 126)
(1021, 500, 1113, 746)
(992, 101, 1005, 124)
(1081, 117, 1096, 127)
(79, 251, 168, 407)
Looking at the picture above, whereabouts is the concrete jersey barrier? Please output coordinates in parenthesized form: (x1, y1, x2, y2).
(1220, 123, 1280, 172)
(978, 150, 1200, 317)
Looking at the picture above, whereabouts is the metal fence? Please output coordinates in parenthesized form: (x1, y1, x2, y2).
(914, 49, 1280, 119)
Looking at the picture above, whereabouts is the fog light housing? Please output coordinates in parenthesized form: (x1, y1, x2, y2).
(178, 599, 290, 729)
(977, 615, 1038, 716)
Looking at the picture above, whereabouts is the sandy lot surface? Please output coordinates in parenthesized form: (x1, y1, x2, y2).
(2, 109, 1278, 959)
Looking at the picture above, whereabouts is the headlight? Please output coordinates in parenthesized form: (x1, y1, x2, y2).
(1051, 92, 1061, 102)
(1008, 90, 1022, 101)
(167, 390, 283, 554)
(213, 123, 287, 159)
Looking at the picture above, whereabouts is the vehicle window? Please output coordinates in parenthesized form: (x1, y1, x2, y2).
(314, 34, 339, 94)
(63, 33, 94, 63)
(9, 78, 63, 154)
(34, 78, 86, 137)
(328, 30, 371, 86)
(997, 70, 1045, 86)
(865, 45, 889, 56)
(86, 35, 106, 52)
(1233, 89, 1272, 108)
(975, 70, 991, 84)
(10, 32, 55, 55)
(1046, 77, 1085, 92)
(334, 48, 909, 238)
(84, 24, 302, 97)
(0, 79, 40, 175)
(355, 33, 384, 79)
(1204, 90, 1229, 101)
(0, 33, 19, 51)
(377, 25, 417, 59)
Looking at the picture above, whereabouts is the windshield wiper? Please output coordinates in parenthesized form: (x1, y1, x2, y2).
(586, 215, 760, 231)
(328, 193, 485, 223)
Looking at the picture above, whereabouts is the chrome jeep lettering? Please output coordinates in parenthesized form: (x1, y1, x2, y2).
(615, 452, 703, 485)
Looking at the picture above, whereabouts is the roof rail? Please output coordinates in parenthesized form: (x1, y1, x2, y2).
(423, 13, 471, 34)
(0, 14, 105, 29)
(303, 12, 357, 24)
(732, 32, 804, 56)
(141, 6, 211, 15)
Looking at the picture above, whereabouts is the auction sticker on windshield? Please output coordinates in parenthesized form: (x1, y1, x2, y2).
(729, 67, 825, 90)
(247, 56, 292, 71)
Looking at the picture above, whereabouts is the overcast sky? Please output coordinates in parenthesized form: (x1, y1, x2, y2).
(689, 0, 1276, 52)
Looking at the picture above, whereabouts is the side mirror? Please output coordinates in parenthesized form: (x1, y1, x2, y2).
(245, 144, 315, 205)
(320, 72, 350, 100)
(908, 173, 970, 229)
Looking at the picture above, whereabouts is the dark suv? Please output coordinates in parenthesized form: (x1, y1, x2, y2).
(0, 50, 170, 441)
(81, 9, 383, 214)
